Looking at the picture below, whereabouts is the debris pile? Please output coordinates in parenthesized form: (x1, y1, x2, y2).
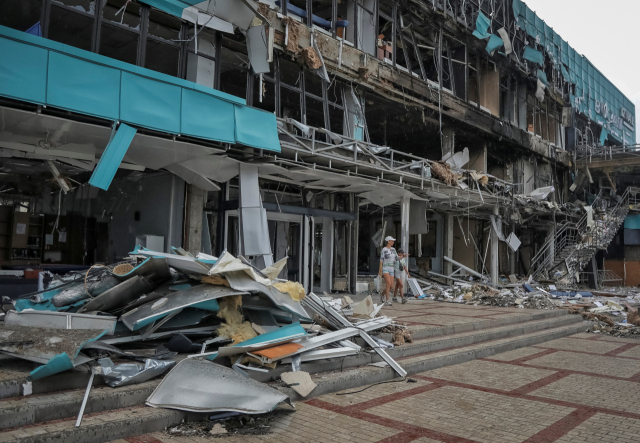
(0, 245, 403, 426)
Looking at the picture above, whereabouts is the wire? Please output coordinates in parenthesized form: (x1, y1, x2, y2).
(335, 377, 412, 395)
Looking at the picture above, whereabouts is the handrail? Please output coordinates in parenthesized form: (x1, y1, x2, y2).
(527, 186, 631, 282)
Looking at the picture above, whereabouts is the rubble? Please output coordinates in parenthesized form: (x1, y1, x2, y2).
(1, 245, 405, 421)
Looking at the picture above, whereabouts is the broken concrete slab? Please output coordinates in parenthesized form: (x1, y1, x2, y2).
(280, 371, 316, 397)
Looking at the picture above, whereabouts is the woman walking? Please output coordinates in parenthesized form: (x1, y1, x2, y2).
(379, 236, 398, 306)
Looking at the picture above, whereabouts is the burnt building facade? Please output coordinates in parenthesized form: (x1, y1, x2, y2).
(0, 0, 635, 293)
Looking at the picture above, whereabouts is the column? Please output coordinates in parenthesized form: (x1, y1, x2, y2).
(491, 206, 499, 286)
(185, 184, 206, 255)
(444, 213, 454, 276)
(400, 197, 410, 294)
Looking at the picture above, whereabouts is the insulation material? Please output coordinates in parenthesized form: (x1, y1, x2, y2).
(261, 257, 288, 280)
(285, 17, 300, 54)
(497, 28, 512, 55)
(535, 77, 546, 101)
(470, 171, 489, 186)
(301, 47, 322, 70)
(202, 275, 231, 286)
(430, 162, 459, 186)
(272, 281, 306, 302)
(217, 295, 257, 344)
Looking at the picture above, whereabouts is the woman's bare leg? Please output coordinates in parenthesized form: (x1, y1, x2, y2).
(383, 273, 393, 302)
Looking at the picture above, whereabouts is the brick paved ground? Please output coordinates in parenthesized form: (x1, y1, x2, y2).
(122, 332, 640, 443)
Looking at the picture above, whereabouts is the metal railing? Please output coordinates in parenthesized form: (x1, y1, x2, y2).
(529, 187, 630, 283)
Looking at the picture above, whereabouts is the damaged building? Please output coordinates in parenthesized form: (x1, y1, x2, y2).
(0, 0, 636, 300)
(0, 0, 634, 296)
(1, 1, 640, 441)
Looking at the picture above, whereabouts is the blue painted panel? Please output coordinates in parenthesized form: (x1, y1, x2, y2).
(624, 215, 640, 230)
(47, 52, 121, 120)
(29, 353, 74, 381)
(120, 72, 181, 133)
(234, 105, 281, 153)
(0, 36, 48, 104)
(232, 322, 306, 347)
(89, 123, 137, 190)
(485, 34, 503, 54)
(181, 89, 236, 143)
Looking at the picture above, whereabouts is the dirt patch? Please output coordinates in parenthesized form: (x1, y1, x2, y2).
(165, 409, 296, 438)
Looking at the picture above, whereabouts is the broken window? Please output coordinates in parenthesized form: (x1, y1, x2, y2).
(467, 50, 478, 104)
(327, 81, 345, 135)
(279, 57, 302, 121)
(441, 37, 465, 99)
(0, 0, 42, 33)
(500, 73, 517, 125)
(376, 9, 392, 62)
(219, 36, 250, 101)
(185, 26, 217, 89)
(99, 0, 141, 65)
(48, 0, 96, 51)
(252, 68, 277, 113)
(144, 9, 182, 77)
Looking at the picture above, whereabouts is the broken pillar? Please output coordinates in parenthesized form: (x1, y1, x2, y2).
(185, 184, 206, 255)
(491, 206, 499, 286)
(444, 213, 454, 276)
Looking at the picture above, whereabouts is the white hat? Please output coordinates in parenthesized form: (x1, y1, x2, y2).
(385, 236, 396, 241)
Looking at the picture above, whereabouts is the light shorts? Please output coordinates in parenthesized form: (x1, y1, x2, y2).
(382, 266, 395, 276)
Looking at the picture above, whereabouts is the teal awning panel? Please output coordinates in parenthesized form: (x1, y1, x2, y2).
(89, 123, 137, 190)
(47, 52, 121, 120)
(523, 47, 544, 65)
(512, 0, 525, 19)
(485, 34, 504, 54)
(234, 106, 281, 152)
(181, 88, 236, 143)
(472, 12, 491, 40)
(120, 72, 182, 134)
(560, 64, 569, 80)
(0, 36, 48, 104)
(29, 354, 74, 381)
(537, 70, 548, 86)
(599, 128, 608, 146)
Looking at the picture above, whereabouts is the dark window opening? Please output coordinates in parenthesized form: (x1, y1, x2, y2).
(0, 0, 43, 33)
(48, 5, 94, 50)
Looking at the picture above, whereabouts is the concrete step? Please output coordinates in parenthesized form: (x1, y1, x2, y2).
(0, 319, 590, 443)
(283, 321, 591, 402)
(0, 313, 581, 431)
(0, 405, 184, 443)
(0, 308, 570, 400)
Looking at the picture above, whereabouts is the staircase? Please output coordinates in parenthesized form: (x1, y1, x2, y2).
(529, 187, 634, 283)
(0, 307, 588, 443)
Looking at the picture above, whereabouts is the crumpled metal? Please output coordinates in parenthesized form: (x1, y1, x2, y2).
(97, 357, 175, 387)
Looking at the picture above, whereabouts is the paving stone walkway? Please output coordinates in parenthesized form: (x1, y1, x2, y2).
(119, 332, 640, 443)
